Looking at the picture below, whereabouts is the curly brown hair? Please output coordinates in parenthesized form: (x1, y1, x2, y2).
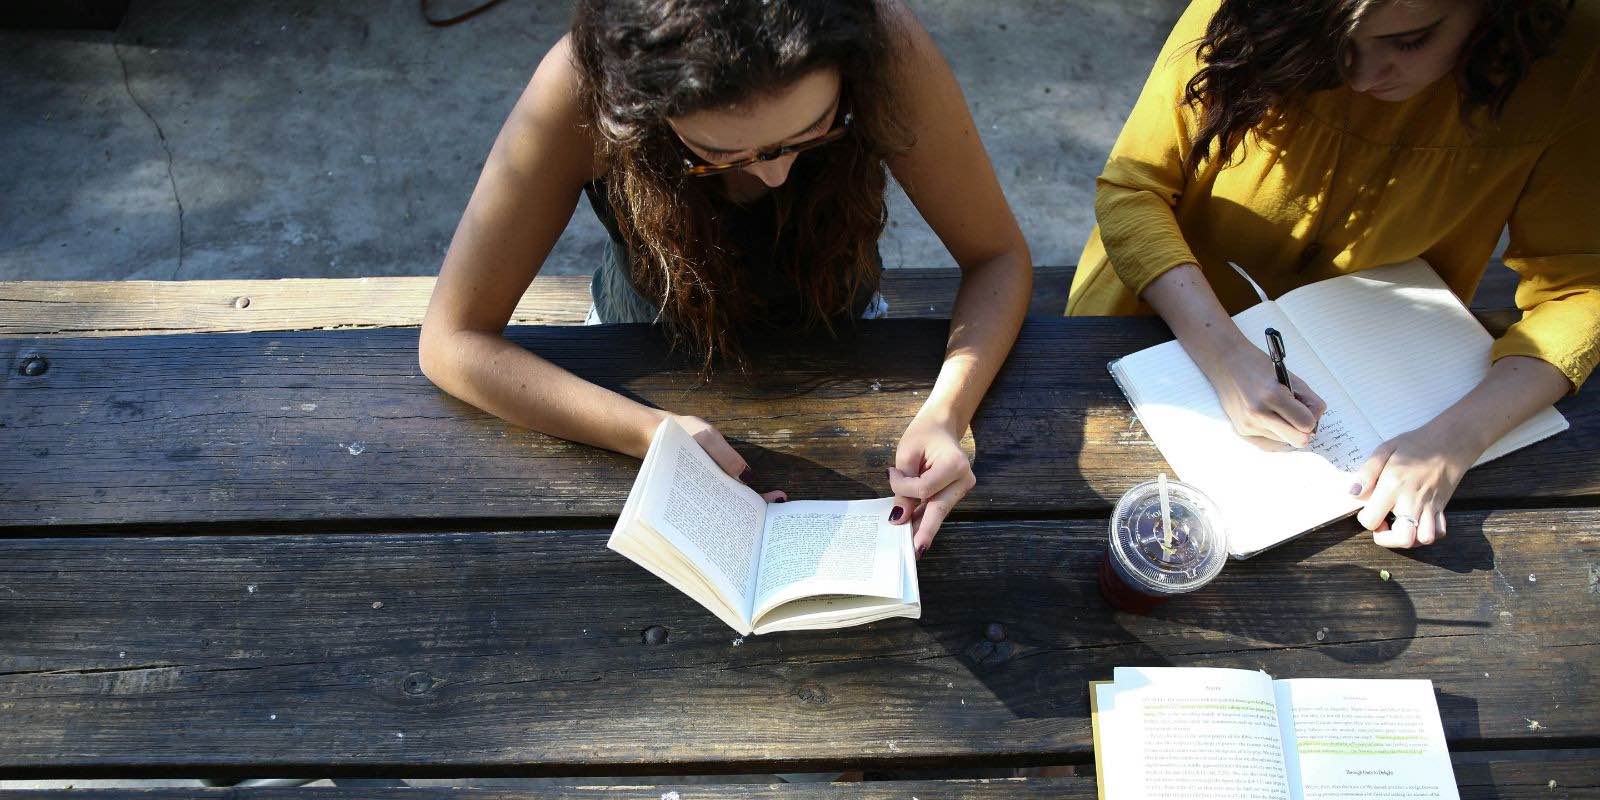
(570, 0, 912, 372)
(1181, 0, 1572, 177)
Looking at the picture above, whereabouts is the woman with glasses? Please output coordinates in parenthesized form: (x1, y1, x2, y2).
(420, 0, 1032, 557)
(1069, 0, 1596, 550)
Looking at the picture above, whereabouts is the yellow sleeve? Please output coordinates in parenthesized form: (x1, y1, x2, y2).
(1092, 0, 1217, 298)
(1491, 99, 1600, 391)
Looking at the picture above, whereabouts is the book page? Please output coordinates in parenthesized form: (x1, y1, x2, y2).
(1112, 301, 1381, 557)
(608, 522, 754, 636)
(633, 418, 769, 622)
(1096, 667, 1291, 800)
(1275, 679, 1459, 800)
(750, 497, 902, 624)
(1232, 307, 1383, 473)
(753, 527, 919, 634)
(1276, 260, 1567, 462)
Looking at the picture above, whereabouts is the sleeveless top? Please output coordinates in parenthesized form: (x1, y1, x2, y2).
(582, 179, 881, 327)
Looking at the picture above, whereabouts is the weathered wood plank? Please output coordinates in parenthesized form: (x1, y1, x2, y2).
(0, 778, 1097, 799)
(0, 275, 591, 335)
(1452, 749, 1600, 799)
(0, 261, 1520, 337)
(0, 751, 1593, 800)
(0, 268, 1075, 337)
(1, 510, 1594, 777)
(2, 318, 1593, 528)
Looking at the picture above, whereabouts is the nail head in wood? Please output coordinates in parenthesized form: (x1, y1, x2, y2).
(793, 684, 830, 706)
(233, 296, 251, 309)
(642, 625, 669, 646)
(18, 355, 48, 377)
(402, 671, 435, 696)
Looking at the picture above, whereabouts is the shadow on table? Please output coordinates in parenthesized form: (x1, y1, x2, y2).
(907, 516, 1496, 722)
(1387, 511, 1499, 575)
(1153, 560, 1420, 663)
(1139, 513, 1498, 668)
(1435, 689, 1484, 745)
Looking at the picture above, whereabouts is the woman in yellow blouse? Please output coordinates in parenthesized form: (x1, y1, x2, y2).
(1071, 0, 1597, 549)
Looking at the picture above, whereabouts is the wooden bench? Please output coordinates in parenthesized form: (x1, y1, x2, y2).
(1, 264, 1592, 798)
(0, 753, 1595, 799)
(0, 262, 1522, 337)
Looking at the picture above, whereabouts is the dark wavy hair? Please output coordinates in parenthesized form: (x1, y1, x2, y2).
(570, 0, 912, 372)
(1181, 0, 1572, 176)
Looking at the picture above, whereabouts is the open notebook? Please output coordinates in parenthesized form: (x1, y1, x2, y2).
(608, 417, 919, 636)
(1110, 259, 1568, 558)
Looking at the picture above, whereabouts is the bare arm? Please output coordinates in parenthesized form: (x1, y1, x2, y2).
(1352, 355, 1568, 547)
(418, 37, 666, 460)
(879, 0, 1034, 552)
(1140, 264, 1241, 370)
(1142, 264, 1328, 447)
(1443, 355, 1570, 451)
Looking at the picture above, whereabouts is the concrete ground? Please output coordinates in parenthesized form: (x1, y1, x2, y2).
(1, 0, 1185, 281)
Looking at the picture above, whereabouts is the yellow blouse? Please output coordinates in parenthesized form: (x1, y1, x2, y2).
(1069, 0, 1600, 390)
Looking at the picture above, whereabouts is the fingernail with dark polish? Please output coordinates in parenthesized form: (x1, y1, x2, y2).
(889, 506, 904, 522)
(775, 495, 787, 503)
(739, 467, 753, 484)
(1349, 482, 1362, 496)
(916, 545, 928, 559)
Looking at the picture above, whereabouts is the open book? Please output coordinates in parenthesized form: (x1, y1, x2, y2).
(1092, 667, 1459, 800)
(607, 417, 919, 636)
(1110, 259, 1568, 558)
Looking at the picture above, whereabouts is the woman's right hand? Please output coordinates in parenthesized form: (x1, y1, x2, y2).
(1139, 265, 1327, 449)
(1197, 338, 1328, 449)
(669, 414, 788, 502)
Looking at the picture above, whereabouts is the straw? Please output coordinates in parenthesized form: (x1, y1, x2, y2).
(1164, 467, 1177, 556)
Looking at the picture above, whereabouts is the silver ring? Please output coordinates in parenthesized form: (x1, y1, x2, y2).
(1392, 514, 1418, 529)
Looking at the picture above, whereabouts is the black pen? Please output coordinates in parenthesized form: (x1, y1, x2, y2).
(1264, 328, 1291, 389)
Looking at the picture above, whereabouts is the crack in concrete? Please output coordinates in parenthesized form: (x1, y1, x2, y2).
(111, 35, 186, 279)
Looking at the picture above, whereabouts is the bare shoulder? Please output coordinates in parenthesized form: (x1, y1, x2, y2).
(874, 0, 960, 126)
(495, 33, 604, 184)
(877, 0, 940, 72)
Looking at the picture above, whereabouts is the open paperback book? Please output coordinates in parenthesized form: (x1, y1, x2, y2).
(1109, 259, 1568, 558)
(607, 417, 919, 636)
(1091, 667, 1459, 800)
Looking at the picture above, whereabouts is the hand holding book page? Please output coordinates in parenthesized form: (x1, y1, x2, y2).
(1111, 298, 1384, 557)
(1109, 259, 1567, 558)
(608, 417, 919, 635)
(1269, 262, 1567, 464)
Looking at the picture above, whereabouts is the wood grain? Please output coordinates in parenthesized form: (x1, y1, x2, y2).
(0, 262, 1520, 337)
(0, 780, 1096, 799)
(0, 752, 1594, 800)
(1450, 749, 1600, 799)
(3, 317, 1593, 528)
(2, 510, 1594, 777)
(0, 268, 1075, 337)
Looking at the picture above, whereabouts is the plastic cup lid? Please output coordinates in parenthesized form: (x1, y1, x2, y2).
(1108, 478, 1228, 595)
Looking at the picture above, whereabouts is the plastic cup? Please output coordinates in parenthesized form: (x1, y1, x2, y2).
(1098, 478, 1227, 613)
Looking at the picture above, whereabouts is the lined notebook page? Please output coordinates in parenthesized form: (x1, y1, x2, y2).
(1111, 302, 1379, 557)
(1275, 260, 1568, 464)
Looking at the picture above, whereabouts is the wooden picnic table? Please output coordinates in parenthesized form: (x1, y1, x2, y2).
(1, 266, 1596, 798)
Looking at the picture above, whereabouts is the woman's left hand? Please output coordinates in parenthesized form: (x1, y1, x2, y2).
(887, 412, 975, 560)
(1351, 418, 1486, 548)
